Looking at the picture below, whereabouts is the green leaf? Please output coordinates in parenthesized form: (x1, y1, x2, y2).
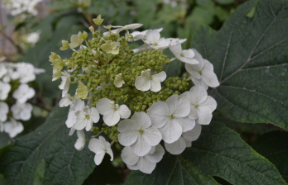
(33, 160, 46, 185)
(192, 0, 288, 130)
(0, 106, 95, 185)
(215, 0, 235, 5)
(252, 131, 288, 183)
(0, 174, 7, 185)
(125, 122, 287, 185)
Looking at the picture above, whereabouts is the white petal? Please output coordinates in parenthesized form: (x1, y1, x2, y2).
(117, 105, 131, 119)
(135, 76, 150, 91)
(183, 123, 202, 141)
(185, 140, 192, 147)
(118, 132, 139, 147)
(185, 64, 201, 79)
(177, 117, 195, 132)
(147, 101, 169, 128)
(130, 136, 151, 156)
(65, 111, 77, 128)
(90, 107, 100, 123)
(199, 96, 217, 112)
(96, 98, 114, 115)
(118, 119, 140, 132)
(165, 137, 186, 155)
(103, 111, 120, 126)
(131, 112, 151, 129)
(159, 119, 182, 144)
(170, 43, 182, 56)
(121, 146, 139, 165)
(192, 77, 209, 90)
(152, 71, 166, 82)
(202, 71, 220, 88)
(88, 138, 105, 153)
(127, 164, 139, 170)
(69, 128, 75, 136)
(145, 30, 160, 43)
(189, 85, 208, 104)
(166, 95, 190, 117)
(74, 130, 85, 151)
(182, 49, 195, 58)
(150, 78, 161, 92)
(142, 127, 162, 146)
(196, 106, 212, 125)
(146, 144, 165, 163)
(94, 152, 105, 165)
(137, 157, 156, 174)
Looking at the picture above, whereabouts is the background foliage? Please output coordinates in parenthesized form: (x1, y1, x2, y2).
(0, 0, 288, 184)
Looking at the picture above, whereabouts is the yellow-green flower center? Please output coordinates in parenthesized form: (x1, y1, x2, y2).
(153, 42, 158, 46)
(139, 129, 144, 134)
(85, 114, 90, 119)
(168, 114, 174, 119)
(180, 53, 184, 57)
(194, 104, 198, 107)
(198, 71, 202, 75)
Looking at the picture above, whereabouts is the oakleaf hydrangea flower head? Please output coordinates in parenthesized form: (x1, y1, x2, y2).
(0, 81, 11, 100)
(0, 102, 9, 122)
(121, 144, 165, 174)
(148, 94, 193, 143)
(74, 130, 86, 151)
(50, 16, 219, 174)
(4, 119, 24, 138)
(11, 103, 33, 121)
(118, 112, 162, 156)
(135, 69, 166, 92)
(88, 136, 113, 165)
(0, 61, 44, 138)
(185, 50, 219, 89)
(13, 84, 35, 103)
(143, 30, 170, 50)
(170, 43, 199, 64)
(181, 85, 217, 125)
(96, 98, 131, 126)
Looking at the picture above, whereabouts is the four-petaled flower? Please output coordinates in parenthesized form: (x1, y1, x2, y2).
(0, 81, 11, 100)
(143, 30, 170, 50)
(96, 98, 131, 126)
(118, 112, 162, 156)
(181, 85, 217, 125)
(88, 136, 114, 165)
(148, 94, 193, 143)
(170, 43, 199, 65)
(74, 106, 100, 131)
(135, 69, 166, 92)
(13, 84, 35, 103)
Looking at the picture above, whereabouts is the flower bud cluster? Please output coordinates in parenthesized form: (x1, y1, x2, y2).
(0, 58, 45, 138)
(51, 15, 220, 174)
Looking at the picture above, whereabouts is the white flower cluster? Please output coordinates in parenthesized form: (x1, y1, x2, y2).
(2, 0, 42, 16)
(162, 0, 188, 9)
(0, 60, 45, 138)
(58, 22, 220, 174)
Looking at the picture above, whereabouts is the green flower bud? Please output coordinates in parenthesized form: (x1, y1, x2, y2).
(93, 15, 104, 26)
(78, 31, 88, 40)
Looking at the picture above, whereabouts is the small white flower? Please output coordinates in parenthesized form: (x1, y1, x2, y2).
(147, 94, 193, 143)
(0, 102, 9, 122)
(11, 103, 33, 121)
(181, 85, 217, 125)
(103, 23, 143, 36)
(143, 30, 170, 50)
(88, 136, 114, 165)
(114, 73, 125, 88)
(0, 81, 11, 100)
(74, 106, 100, 131)
(185, 50, 219, 89)
(16, 63, 36, 83)
(170, 43, 199, 65)
(121, 144, 165, 174)
(59, 94, 74, 107)
(118, 112, 162, 156)
(25, 31, 40, 45)
(34, 68, 45, 74)
(2, 67, 19, 83)
(4, 119, 24, 138)
(131, 28, 163, 41)
(59, 71, 71, 97)
(135, 69, 166, 92)
(96, 98, 131, 126)
(165, 123, 202, 155)
(0, 64, 7, 78)
(13, 84, 35, 103)
(74, 130, 86, 151)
